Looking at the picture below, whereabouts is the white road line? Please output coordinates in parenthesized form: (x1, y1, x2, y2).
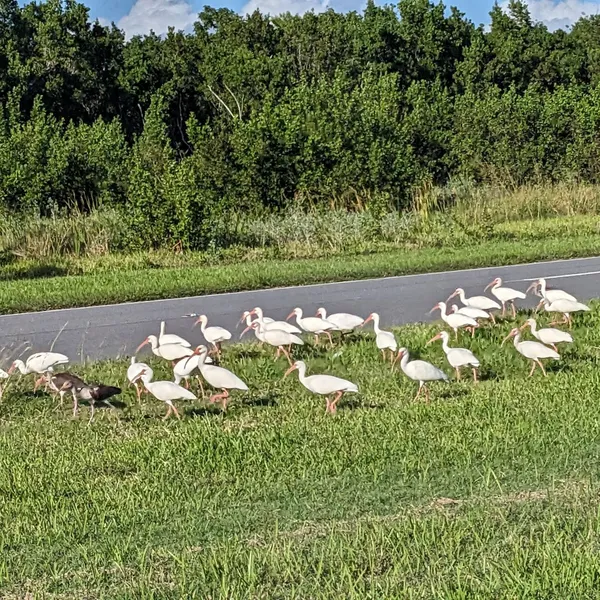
(513, 270, 600, 282)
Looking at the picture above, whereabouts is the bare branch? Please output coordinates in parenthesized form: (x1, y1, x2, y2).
(223, 83, 243, 120)
(208, 85, 236, 120)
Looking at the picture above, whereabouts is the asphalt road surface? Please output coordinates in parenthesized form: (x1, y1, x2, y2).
(0, 256, 598, 363)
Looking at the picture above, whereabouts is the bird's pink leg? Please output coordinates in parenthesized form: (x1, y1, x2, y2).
(455, 367, 461, 381)
(329, 391, 343, 414)
(454, 329, 458, 341)
(490, 313, 496, 324)
(163, 403, 173, 420)
(72, 389, 79, 417)
(529, 361, 537, 377)
(33, 375, 46, 393)
(414, 384, 423, 402)
(537, 359, 548, 377)
(208, 390, 229, 408)
(172, 404, 181, 419)
(501, 303, 506, 317)
(511, 302, 516, 318)
(135, 382, 142, 404)
(281, 346, 294, 366)
(314, 334, 320, 346)
(472, 368, 478, 383)
(381, 349, 386, 362)
(424, 385, 431, 404)
(325, 397, 331, 414)
(275, 346, 281, 360)
(325, 331, 334, 348)
(567, 315, 572, 330)
(470, 326, 475, 338)
(184, 378, 190, 390)
(196, 376, 205, 398)
(551, 344, 558, 352)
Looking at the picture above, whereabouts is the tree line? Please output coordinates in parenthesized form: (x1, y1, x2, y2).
(1, 0, 600, 249)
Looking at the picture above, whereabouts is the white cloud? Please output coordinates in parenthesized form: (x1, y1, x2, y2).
(241, 0, 329, 17)
(502, 0, 600, 30)
(117, 0, 196, 38)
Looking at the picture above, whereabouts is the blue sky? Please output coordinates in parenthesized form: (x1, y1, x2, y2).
(74, 0, 600, 38)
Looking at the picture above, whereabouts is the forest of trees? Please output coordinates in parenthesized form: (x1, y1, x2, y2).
(2, 0, 600, 249)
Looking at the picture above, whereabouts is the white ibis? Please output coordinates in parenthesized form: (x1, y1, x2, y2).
(427, 331, 480, 382)
(193, 315, 232, 355)
(284, 360, 358, 414)
(363, 313, 397, 362)
(447, 288, 500, 322)
(287, 308, 336, 346)
(393, 348, 448, 402)
(537, 298, 590, 329)
(520, 318, 573, 352)
(527, 278, 577, 303)
(196, 346, 249, 409)
(158, 321, 191, 347)
(127, 357, 151, 403)
(133, 368, 196, 419)
(485, 277, 526, 317)
(243, 321, 304, 365)
(249, 309, 301, 334)
(173, 354, 201, 389)
(451, 304, 491, 323)
(315, 308, 364, 332)
(240, 312, 267, 343)
(9, 352, 69, 391)
(48, 372, 121, 423)
(136, 336, 193, 364)
(430, 302, 478, 338)
(502, 327, 560, 376)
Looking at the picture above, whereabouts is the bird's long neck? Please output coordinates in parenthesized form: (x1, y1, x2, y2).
(15, 361, 28, 375)
(197, 349, 209, 367)
(245, 314, 254, 326)
(441, 337, 451, 354)
(400, 351, 410, 372)
(296, 363, 308, 384)
(160, 322, 166, 338)
(372, 314, 381, 334)
(529, 321, 538, 335)
(294, 310, 303, 324)
(439, 304, 448, 319)
(539, 279, 547, 295)
(513, 333, 521, 347)
(459, 290, 467, 303)
(199, 320, 207, 333)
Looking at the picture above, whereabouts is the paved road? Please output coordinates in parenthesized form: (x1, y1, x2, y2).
(0, 256, 598, 363)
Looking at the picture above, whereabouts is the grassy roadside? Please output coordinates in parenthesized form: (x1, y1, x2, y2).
(1, 306, 600, 596)
(0, 232, 599, 314)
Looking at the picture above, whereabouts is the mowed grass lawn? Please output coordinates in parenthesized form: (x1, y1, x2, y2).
(1, 306, 600, 597)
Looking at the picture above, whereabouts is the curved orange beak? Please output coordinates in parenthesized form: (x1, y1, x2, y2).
(136, 338, 150, 353)
(526, 281, 538, 294)
(446, 290, 459, 302)
(392, 349, 404, 367)
(7, 363, 15, 375)
(484, 278, 498, 292)
(286, 311, 295, 321)
(283, 364, 298, 379)
(519, 322, 529, 331)
(428, 304, 440, 314)
(192, 317, 202, 328)
(240, 325, 252, 339)
(362, 314, 373, 327)
(501, 331, 515, 346)
(426, 333, 442, 346)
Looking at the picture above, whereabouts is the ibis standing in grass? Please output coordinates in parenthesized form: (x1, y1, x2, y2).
(502, 327, 560, 377)
(242, 321, 304, 365)
(9, 352, 70, 391)
(136, 336, 193, 365)
(158, 321, 191, 347)
(537, 298, 590, 329)
(195, 346, 249, 409)
(451, 304, 491, 324)
(286, 308, 337, 346)
(284, 360, 358, 414)
(133, 368, 196, 419)
(393, 347, 448, 402)
(193, 315, 232, 356)
(315, 308, 364, 333)
(427, 331, 480, 382)
(485, 277, 526, 317)
(527, 278, 577, 303)
(362, 312, 397, 362)
(430, 302, 478, 338)
(127, 357, 151, 403)
(520, 318, 573, 352)
(447, 288, 500, 322)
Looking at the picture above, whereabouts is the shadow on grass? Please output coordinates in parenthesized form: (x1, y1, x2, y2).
(0, 261, 70, 282)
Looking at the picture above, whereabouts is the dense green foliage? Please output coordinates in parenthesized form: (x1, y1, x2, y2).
(3, 0, 600, 249)
(1, 306, 600, 596)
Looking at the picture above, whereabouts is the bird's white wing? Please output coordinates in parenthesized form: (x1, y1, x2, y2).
(307, 374, 358, 395)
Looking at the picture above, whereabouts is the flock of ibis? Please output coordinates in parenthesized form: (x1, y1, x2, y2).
(1, 277, 592, 421)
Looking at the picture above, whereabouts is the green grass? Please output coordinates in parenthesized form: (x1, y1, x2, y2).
(1, 225, 600, 314)
(1, 306, 600, 597)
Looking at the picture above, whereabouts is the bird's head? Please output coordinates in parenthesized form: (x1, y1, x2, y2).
(520, 318, 535, 331)
(193, 315, 208, 328)
(283, 360, 305, 380)
(286, 308, 301, 321)
(426, 332, 445, 346)
(136, 336, 153, 353)
(362, 313, 376, 326)
(501, 328, 520, 346)
(393, 347, 408, 367)
(450, 304, 460, 314)
(315, 307, 326, 318)
(429, 302, 442, 314)
(8, 360, 25, 375)
(240, 321, 259, 338)
(446, 289, 461, 302)
(238, 311, 252, 327)
(193, 345, 209, 356)
(526, 280, 541, 295)
(485, 277, 501, 292)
